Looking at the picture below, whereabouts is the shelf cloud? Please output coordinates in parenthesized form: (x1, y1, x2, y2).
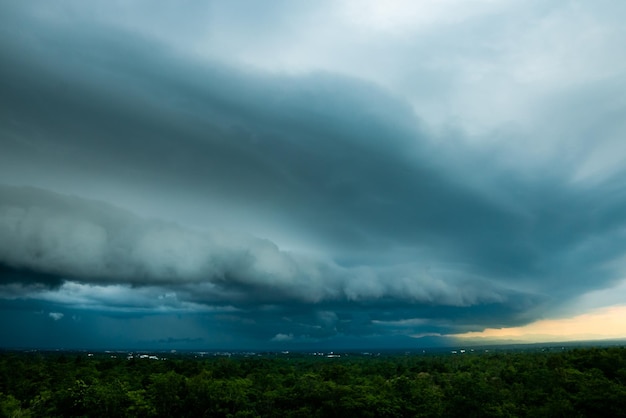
(1, 0, 626, 349)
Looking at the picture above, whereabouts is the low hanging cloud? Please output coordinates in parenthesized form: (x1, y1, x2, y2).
(48, 312, 64, 321)
(0, 185, 517, 310)
(271, 333, 294, 342)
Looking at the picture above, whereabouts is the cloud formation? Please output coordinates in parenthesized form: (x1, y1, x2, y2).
(0, 185, 518, 310)
(1, 1, 626, 348)
(48, 312, 64, 321)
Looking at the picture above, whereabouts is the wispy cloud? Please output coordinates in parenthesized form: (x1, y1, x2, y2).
(271, 333, 294, 342)
(48, 312, 64, 321)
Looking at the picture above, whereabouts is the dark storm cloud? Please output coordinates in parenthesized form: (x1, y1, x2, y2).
(0, 185, 519, 309)
(0, 264, 64, 288)
(1, 1, 626, 347)
(0, 182, 548, 346)
(0, 15, 541, 279)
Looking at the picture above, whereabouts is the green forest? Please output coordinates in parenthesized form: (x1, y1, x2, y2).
(1, 346, 625, 417)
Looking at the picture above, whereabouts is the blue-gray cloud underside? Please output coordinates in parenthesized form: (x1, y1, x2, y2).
(1, 5, 626, 348)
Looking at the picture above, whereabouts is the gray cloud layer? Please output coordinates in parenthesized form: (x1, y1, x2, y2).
(1, 1, 626, 348)
(0, 185, 517, 308)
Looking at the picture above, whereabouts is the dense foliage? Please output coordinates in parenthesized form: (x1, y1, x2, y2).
(1, 346, 625, 417)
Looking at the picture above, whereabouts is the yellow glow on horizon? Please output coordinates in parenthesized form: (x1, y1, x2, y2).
(453, 305, 626, 343)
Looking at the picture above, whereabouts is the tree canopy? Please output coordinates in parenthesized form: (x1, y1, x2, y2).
(1, 346, 625, 417)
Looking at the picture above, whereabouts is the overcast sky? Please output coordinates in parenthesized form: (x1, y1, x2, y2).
(1, 0, 626, 350)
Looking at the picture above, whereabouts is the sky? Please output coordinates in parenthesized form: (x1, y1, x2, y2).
(1, 0, 626, 350)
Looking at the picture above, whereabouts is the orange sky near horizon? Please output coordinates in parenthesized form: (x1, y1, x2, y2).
(452, 305, 626, 343)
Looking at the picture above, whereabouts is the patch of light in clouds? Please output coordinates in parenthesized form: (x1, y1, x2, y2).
(453, 305, 626, 343)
